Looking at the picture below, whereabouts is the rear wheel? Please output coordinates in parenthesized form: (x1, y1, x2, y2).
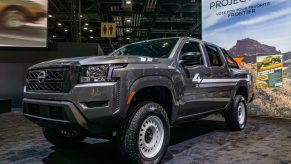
(1, 9, 27, 29)
(117, 102, 170, 164)
(272, 59, 276, 64)
(225, 95, 247, 131)
(43, 128, 86, 148)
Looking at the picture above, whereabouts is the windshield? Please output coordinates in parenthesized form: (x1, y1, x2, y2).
(110, 38, 179, 58)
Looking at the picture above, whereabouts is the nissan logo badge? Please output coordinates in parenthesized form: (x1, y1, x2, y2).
(37, 71, 46, 83)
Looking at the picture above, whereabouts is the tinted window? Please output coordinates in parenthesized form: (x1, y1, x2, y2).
(110, 38, 179, 58)
(205, 45, 222, 66)
(181, 41, 201, 54)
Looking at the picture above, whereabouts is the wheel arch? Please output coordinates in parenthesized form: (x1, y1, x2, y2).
(225, 80, 249, 111)
(126, 76, 179, 124)
(0, 5, 32, 20)
(235, 85, 248, 101)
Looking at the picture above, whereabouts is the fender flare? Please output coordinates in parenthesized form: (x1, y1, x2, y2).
(227, 80, 249, 110)
(127, 75, 179, 123)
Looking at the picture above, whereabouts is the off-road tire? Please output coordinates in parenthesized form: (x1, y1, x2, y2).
(225, 95, 247, 131)
(272, 59, 276, 64)
(43, 128, 86, 148)
(117, 102, 170, 164)
(0, 9, 27, 29)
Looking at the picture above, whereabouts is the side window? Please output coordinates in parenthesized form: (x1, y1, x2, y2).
(205, 44, 222, 66)
(222, 49, 239, 69)
(180, 41, 203, 65)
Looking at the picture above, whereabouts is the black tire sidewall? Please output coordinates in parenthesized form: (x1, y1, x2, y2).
(122, 102, 170, 164)
(235, 95, 247, 129)
(225, 95, 247, 131)
(138, 110, 169, 162)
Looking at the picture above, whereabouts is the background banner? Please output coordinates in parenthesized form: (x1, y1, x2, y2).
(202, 0, 291, 118)
(0, 0, 48, 47)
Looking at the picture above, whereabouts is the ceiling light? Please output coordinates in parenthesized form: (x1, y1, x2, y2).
(52, 35, 56, 38)
(126, 0, 131, 4)
(89, 29, 93, 33)
(90, 36, 94, 39)
(126, 19, 131, 22)
(83, 27, 88, 30)
(126, 37, 130, 40)
(64, 29, 68, 32)
(48, 14, 52, 18)
(80, 15, 83, 18)
(57, 23, 62, 26)
(85, 23, 89, 26)
(126, 29, 130, 32)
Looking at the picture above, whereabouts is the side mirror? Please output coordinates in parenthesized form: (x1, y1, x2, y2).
(180, 52, 202, 65)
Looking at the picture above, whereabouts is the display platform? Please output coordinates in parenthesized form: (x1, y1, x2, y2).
(0, 111, 290, 163)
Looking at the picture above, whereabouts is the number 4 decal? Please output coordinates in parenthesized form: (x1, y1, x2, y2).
(192, 73, 203, 84)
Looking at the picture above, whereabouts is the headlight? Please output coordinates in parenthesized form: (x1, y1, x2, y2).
(80, 65, 109, 83)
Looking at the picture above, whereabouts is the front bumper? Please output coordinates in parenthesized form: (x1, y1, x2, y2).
(23, 82, 122, 134)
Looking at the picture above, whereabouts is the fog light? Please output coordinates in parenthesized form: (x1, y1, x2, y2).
(80, 101, 108, 109)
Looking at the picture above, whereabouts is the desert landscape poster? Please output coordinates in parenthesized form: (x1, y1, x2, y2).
(202, 0, 291, 118)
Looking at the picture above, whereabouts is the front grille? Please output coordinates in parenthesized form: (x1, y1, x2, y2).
(23, 103, 68, 121)
(27, 83, 63, 92)
(26, 69, 68, 92)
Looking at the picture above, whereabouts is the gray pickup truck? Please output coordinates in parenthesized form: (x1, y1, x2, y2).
(23, 37, 254, 163)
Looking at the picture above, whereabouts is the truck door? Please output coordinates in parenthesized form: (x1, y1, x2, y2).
(203, 44, 232, 109)
(178, 40, 213, 117)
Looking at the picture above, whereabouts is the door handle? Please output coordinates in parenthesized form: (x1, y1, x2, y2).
(205, 73, 211, 77)
(223, 73, 229, 77)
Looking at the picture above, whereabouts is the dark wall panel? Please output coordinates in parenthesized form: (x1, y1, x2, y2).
(0, 43, 103, 63)
(0, 63, 32, 107)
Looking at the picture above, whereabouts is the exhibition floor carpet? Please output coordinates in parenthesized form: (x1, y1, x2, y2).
(0, 111, 290, 164)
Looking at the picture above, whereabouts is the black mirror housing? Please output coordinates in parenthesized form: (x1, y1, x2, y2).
(180, 52, 202, 65)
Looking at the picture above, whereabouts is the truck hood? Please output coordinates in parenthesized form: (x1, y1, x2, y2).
(29, 56, 161, 69)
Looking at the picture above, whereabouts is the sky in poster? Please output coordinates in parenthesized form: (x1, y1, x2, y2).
(202, 0, 291, 53)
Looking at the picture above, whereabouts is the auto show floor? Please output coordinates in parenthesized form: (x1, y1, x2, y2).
(0, 111, 290, 164)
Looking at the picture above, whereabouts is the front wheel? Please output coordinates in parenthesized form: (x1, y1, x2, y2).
(117, 102, 170, 164)
(225, 95, 247, 131)
(1, 10, 27, 29)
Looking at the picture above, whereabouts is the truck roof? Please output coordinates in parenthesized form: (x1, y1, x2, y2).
(128, 37, 205, 45)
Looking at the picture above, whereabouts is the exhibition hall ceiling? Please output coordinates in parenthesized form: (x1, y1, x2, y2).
(48, 0, 201, 54)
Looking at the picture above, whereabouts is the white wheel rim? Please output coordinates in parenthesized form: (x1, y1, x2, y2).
(238, 102, 246, 126)
(3, 11, 25, 28)
(138, 115, 165, 159)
